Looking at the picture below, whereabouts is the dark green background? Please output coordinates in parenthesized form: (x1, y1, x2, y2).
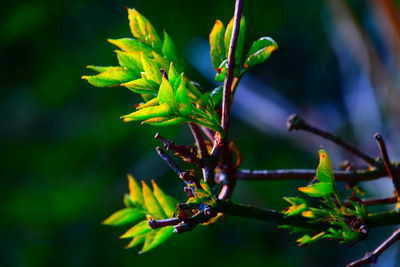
(2, 0, 399, 266)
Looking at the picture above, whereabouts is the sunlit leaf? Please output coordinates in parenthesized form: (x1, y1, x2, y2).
(158, 76, 176, 107)
(316, 149, 334, 184)
(128, 175, 144, 206)
(108, 38, 153, 54)
(141, 53, 162, 83)
(283, 197, 307, 217)
(139, 227, 174, 254)
(125, 234, 146, 249)
(151, 180, 177, 217)
(141, 181, 166, 219)
(86, 65, 111, 73)
(298, 182, 333, 198)
(244, 37, 278, 69)
(297, 232, 325, 246)
(162, 31, 180, 65)
(143, 116, 186, 126)
(209, 20, 226, 69)
(82, 67, 136, 87)
(215, 60, 226, 82)
(175, 77, 192, 116)
(122, 78, 159, 94)
(151, 51, 169, 71)
(136, 97, 159, 109)
(127, 8, 162, 51)
(102, 208, 145, 226)
(121, 103, 172, 122)
(120, 220, 151, 239)
(116, 51, 142, 73)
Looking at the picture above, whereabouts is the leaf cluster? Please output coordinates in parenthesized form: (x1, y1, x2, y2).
(281, 150, 368, 246)
(103, 175, 177, 253)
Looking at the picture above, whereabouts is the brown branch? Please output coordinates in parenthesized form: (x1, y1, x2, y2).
(155, 132, 204, 167)
(234, 168, 389, 184)
(287, 114, 376, 166)
(346, 228, 400, 267)
(342, 196, 398, 207)
(220, 0, 243, 138)
(155, 147, 183, 176)
(374, 133, 400, 193)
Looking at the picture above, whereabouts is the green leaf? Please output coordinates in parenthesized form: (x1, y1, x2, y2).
(210, 86, 223, 105)
(120, 220, 151, 239)
(82, 67, 136, 87)
(167, 62, 180, 86)
(297, 232, 325, 246)
(209, 20, 226, 69)
(86, 65, 111, 73)
(316, 149, 334, 184)
(298, 182, 333, 197)
(162, 31, 180, 65)
(127, 175, 144, 206)
(151, 51, 169, 71)
(158, 76, 176, 106)
(224, 16, 246, 65)
(214, 60, 227, 82)
(141, 53, 162, 83)
(127, 8, 162, 51)
(141, 181, 166, 219)
(122, 78, 159, 94)
(108, 38, 153, 54)
(151, 180, 177, 217)
(102, 208, 145, 226)
(244, 37, 278, 69)
(283, 197, 308, 217)
(139, 227, 174, 254)
(121, 103, 172, 122)
(175, 77, 192, 116)
(116, 51, 142, 73)
(143, 116, 186, 126)
(125, 234, 146, 249)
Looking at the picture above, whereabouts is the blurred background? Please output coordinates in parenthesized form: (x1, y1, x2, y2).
(2, 0, 400, 266)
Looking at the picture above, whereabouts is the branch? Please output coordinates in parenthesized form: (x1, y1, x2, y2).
(234, 168, 389, 184)
(346, 228, 400, 267)
(343, 196, 398, 207)
(374, 133, 400, 193)
(287, 114, 376, 166)
(155, 147, 183, 176)
(220, 0, 243, 138)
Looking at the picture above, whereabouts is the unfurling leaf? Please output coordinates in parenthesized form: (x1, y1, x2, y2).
(108, 38, 153, 54)
(209, 20, 226, 69)
(297, 232, 325, 246)
(121, 103, 172, 121)
(151, 180, 177, 217)
(82, 66, 136, 87)
(298, 182, 333, 198)
(102, 208, 145, 226)
(127, 8, 162, 51)
(120, 220, 151, 239)
(141, 53, 162, 83)
(316, 149, 334, 184)
(157, 76, 176, 107)
(244, 37, 278, 69)
(128, 174, 144, 206)
(116, 51, 142, 73)
(283, 197, 307, 217)
(122, 78, 159, 94)
(139, 227, 174, 254)
(141, 181, 166, 220)
(162, 31, 180, 65)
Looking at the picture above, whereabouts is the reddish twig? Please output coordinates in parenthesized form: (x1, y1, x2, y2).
(374, 133, 400, 194)
(346, 228, 400, 267)
(342, 196, 398, 207)
(287, 114, 376, 166)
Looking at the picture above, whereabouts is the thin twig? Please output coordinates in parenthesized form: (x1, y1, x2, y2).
(374, 133, 400, 193)
(346, 228, 400, 267)
(342, 196, 398, 207)
(155, 132, 204, 167)
(156, 147, 182, 176)
(189, 123, 213, 184)
(200, 126, 215, 142)
(287, 114, 376, 166)
(234, 168, 389, 184)
(220, 0, 243, 138)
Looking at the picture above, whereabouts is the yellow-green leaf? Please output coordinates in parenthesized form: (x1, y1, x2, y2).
(128, 175, 144, 206)
(316, 149, 334, 184)
(158, 76, 176, 106)
(297, 232, 325, 246)
(244, 37, 278, 69)
(209, 20, 226, 69)
(102, 208, 145, 226)
(151, 180, 177, 217)
(125, 234, 146, 249)
(120, 220, 151, 239)
(122, 78, 159, 94)
(298, 182, 333, 198)
(175, 77, 192, 116)
(141, 181, 166, 219)
(283, 197, 307, 217)
(108, 38, 153, 54)
(139, 227, 174, 254)
(116, 51, 142, 73)
(141, 53, 162, 83)
(224, 16, 246, 65)
(82, 66, 136, 87)
(162, 31, 180, 65)
(127, 8, 162, 51)
(121, 103, 172, 122)
(143, 116, 186, 126)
